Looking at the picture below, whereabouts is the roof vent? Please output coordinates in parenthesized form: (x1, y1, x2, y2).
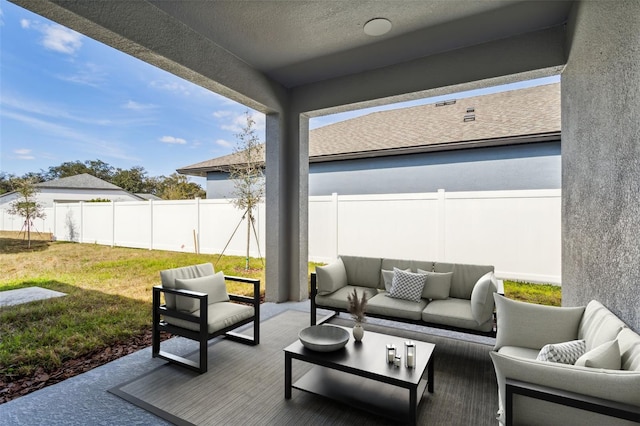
(435, 99, 456, 107)
(463, 114, 475, 122)
(466, 107, 475, 113)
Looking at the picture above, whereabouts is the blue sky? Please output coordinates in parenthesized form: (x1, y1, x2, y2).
(1, 1, 559, 187)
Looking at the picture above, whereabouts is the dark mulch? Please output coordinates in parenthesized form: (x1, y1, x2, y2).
(0, 329, 171, 405)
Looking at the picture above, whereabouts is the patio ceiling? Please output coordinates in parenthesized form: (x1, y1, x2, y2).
(12, 0, 573, 114)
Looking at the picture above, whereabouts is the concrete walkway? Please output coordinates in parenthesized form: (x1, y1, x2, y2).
(0, 287, 66, 308)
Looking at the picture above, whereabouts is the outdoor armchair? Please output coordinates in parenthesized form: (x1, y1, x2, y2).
(152, 263, 260, 373)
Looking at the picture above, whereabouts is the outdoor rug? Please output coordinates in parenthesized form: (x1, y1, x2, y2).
(110, 310, 498, 425)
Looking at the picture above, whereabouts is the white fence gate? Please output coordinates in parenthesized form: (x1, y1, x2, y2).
(0, 189, 561, 283)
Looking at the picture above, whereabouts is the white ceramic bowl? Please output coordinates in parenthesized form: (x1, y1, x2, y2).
(298, 325, 350, 352)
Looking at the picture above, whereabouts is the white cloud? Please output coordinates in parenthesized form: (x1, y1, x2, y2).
(123, 100, 156, 111)
(14, 148, 35, 160)
(215, 139, 233, 148)
(41, 24, 82, 54)
(20, 19, 31, 29)
(159, 136, 187, 145)
(219, 111, 266, 134)
(149, 80, 191, 96)
(212, 110, 232, 119)
(56, 62, 106, 87)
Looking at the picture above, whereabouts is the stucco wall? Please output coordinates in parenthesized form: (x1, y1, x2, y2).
(206, 141, 560, 198)
(562, 0, 640, 331)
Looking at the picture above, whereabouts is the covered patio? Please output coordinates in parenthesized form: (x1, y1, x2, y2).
(11, 0, 639, 331)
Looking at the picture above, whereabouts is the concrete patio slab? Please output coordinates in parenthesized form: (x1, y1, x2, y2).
(0, 287, 66, 308)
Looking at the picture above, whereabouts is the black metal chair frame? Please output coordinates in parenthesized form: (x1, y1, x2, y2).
(152, 275, 260, 373)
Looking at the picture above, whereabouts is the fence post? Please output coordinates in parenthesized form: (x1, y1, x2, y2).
(149, 199, 153, 250)
(79, 201, 84, 243)
(196, 197, 200, 254)
(111, 200, 115, 248)
(436, 189, 446, 261)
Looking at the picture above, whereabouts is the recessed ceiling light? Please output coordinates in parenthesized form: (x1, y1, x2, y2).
(363, 18, 392, 37)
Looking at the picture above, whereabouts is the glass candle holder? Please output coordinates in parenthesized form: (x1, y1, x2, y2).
(386, 344, 396, 363)
(394, 354, 401, 367)
(405, 341, 416, 368)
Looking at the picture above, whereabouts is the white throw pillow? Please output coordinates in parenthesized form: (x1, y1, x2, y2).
(417, 269, 452, 300)
(387, 268, 427, 302)
(536, 339, 586, 364)
(174, 272, 229, 312)
(382, 268, 409, 292)
(574, 339, 621, 369)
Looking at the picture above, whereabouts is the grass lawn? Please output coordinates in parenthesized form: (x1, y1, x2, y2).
(0, 231, 560, 381)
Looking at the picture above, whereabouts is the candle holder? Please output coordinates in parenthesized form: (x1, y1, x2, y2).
(386, 344, 396, 363)
(394, 354, 401, 367)
(405, 341, 416, 368)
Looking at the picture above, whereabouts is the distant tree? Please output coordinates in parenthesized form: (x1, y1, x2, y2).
(227, 111, 265, 270)
(156, 173, 205, 200)
(0, 172, 18, 195)
(7, 178, 46, 248)
(44, 159, 114, 181)
(112, 166, 149, 193)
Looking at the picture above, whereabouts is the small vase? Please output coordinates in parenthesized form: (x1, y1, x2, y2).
(353, 322, 364, 342)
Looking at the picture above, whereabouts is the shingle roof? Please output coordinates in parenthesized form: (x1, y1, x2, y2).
(36, 173, 125, 190)
(178, 83, 560, 176)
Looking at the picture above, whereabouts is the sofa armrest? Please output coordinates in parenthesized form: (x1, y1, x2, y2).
(315, 259, 348, 295)
(494, 294, 586, 351)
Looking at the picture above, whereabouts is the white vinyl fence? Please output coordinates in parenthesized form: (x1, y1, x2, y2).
(1, 189, 561, 283)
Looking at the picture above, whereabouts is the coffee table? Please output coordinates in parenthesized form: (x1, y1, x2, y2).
(284, 326, 435, 425)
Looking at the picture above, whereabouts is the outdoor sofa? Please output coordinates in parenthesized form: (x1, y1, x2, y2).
(310, 255, 498, 336)
(491, 294, 640, 425)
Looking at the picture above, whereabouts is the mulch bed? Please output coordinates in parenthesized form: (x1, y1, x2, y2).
(0, 329, 171, 405)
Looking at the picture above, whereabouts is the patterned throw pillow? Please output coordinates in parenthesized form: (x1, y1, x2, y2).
(382, 268, 410, 292)
(387, 268, 427, 302)
(536, 339, 586, 364)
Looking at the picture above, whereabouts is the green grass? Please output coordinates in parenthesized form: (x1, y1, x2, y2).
(503, 280, 561, 306)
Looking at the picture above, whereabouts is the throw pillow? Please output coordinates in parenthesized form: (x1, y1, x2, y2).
(387, 268, 427, 302)
(174, 272, 229, 312)
(382, 268, 409, 292)
(416, 269, 452, 300)
(316, 258, 348, 295)
(574, 339, 621, 369)
(536, 339, 586, 364)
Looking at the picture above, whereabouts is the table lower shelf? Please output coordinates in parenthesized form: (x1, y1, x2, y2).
(292, 365, 429, 424)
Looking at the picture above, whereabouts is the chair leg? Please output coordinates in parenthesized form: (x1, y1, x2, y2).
(199, 337, 207, 374)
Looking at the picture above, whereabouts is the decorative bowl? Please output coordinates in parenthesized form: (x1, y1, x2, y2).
(298, 325, 350, 352)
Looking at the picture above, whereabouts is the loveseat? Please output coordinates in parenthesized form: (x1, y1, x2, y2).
(491, 294, 640, 425)
(310, 255, 498, 336)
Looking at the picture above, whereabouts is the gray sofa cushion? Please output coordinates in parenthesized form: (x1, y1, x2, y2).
(417, 269, 452, 300)
(174, 272, 229, 312)
(367, 292, 427, 321)
(618, 327, 640, 371)
(160, 263, 215, 309)
(470, 271, 497, 325)
(422, 298, 493, 332)
(382, 268, 409, 292)
(315, 285, 378, 310)
(388, 268, 426, 302)
(578, 300, 627, 350)
(536, 339, 586, 364)
(434, 262, 493, 300)
(340, 255, 382, 289)
(316, 258, 348, 295)
(574, 339, 621, 369)
(494, 294, 585, 351)
(381, 258, 434, 277)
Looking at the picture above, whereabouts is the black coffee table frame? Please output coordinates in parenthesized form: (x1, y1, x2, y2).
(284, 326, 435, 425)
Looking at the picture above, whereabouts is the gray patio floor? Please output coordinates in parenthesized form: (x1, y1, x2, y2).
(0, 301, 494, 425)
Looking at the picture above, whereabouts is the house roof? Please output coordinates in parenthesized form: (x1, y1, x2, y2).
(178, 82, 560, 177)
(36, 173, 125, 190)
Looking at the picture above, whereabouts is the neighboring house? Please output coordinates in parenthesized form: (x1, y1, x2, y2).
(0, 174, 147, 209)
(178, 83, 560, 198)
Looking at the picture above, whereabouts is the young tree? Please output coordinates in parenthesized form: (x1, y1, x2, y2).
(227, 111, 265, 270)
(7, 178, 46, 248)
(156, 173, 205, 200)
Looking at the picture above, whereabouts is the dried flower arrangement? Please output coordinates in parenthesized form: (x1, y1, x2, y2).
(347, 288, 368, 323)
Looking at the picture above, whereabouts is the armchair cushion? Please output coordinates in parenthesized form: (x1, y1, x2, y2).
(174, 272, 229, 312)
(167, 301, 254, 334)
(316, 258, 348, 295)
(160, 263, 215, 309)
(494, 294, 585, 351)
